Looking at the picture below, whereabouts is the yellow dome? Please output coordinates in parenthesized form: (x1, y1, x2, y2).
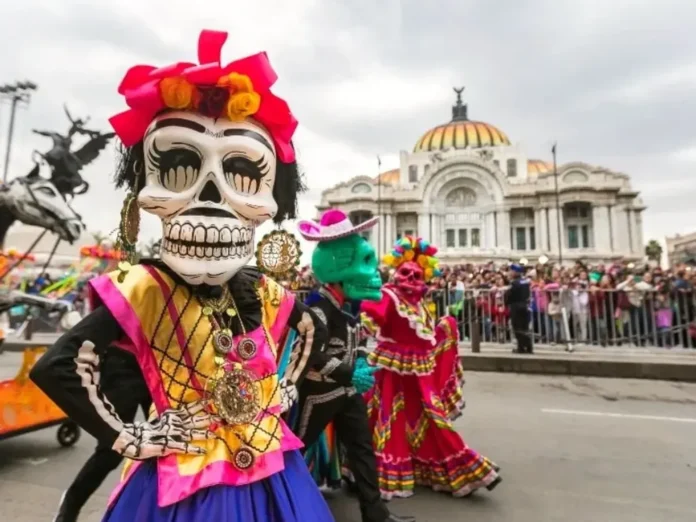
(374, 168, 399, 185)
(527, 159, 552, 177)
(413, 120, 511, 153)
(413, 87, 511, 153)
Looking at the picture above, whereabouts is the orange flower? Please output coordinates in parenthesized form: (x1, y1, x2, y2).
(226, 91, 261, 122)
(159, 77, 195, 110)
(217, 72, 254, 93)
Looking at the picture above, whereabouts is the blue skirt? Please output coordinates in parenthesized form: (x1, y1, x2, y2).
(103, 450, 335, 522)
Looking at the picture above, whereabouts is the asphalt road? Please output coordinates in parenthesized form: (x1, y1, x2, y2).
(1, 365, 695, 522)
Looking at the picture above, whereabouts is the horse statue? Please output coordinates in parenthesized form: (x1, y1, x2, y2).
(32, 105, 115, 197)
(0, 166, 85, 251)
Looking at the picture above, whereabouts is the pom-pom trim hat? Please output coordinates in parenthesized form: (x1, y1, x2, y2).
(297, 209, 378, 242)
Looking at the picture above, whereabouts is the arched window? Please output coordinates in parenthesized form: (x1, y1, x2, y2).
(443, 187, 482, 249)
(351, 183, 372, 194)
(445, 187, 477, 207)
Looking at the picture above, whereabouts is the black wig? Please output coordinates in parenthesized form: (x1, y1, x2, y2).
(114, 140, 306, 224)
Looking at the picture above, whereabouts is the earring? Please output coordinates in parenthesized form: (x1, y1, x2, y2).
(116, 191, 140, 282)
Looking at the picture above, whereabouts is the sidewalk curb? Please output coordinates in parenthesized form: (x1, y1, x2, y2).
(460, 353, 696, 382)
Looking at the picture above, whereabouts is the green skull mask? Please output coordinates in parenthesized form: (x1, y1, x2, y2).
(311, 234, 382, 301)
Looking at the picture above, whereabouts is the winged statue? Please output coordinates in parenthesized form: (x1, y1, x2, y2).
(31, 105, 115, 196)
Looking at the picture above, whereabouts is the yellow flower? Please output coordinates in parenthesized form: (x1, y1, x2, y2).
(226, 91, 261, 122)
(217, 72, 254, 93)
(159, 77, 195, 110)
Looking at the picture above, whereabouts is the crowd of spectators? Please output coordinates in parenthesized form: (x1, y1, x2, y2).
(282, 260, 696, 349)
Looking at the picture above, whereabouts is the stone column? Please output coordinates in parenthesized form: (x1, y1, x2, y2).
(430, 214, 440, 247)
(496, 209, 511, 250)
(548, 207, 560, 254)
(625, 208, 634, 253)
(417, 213, 429, 241)
(592, 205, 611, 252)
(483, 212, 495, 249)
(633, 209, 643, 254)
(536, 208, 548, 252)
(369, 215, 380, 251)
(384, 213, 393, 252)
(608, 205, 619, 252)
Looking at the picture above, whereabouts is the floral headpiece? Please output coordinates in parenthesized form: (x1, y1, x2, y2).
(109, 29, 298, 163)
(383, 236, 443, 281)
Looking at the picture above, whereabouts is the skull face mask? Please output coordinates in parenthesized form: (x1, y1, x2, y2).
(394, 261, 427, 301)
(311, 235, 383, 302)
(138, 111, 278, 286)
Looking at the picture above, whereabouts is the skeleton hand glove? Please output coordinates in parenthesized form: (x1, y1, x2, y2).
(279, 377, 298, 413)
(112, 400, 215, 460)
(351, 358, 378, 394)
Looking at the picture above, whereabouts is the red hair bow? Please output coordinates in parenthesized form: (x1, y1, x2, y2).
(109, 30, 298, 163)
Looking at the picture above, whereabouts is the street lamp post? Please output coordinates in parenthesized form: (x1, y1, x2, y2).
(0, 81, 38, 183)
(552, 143, 563, 265)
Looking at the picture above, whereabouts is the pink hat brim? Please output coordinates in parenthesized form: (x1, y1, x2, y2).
(298, 216, 379, 242)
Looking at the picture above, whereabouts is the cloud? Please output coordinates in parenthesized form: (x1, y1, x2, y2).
(0, 0, 693, 260)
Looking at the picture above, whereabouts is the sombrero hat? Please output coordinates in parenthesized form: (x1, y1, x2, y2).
(297, 209, 378, 242)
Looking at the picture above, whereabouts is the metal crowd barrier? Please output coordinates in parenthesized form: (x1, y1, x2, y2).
(291, 286, 696, 350)
(430, 287, 696, 350)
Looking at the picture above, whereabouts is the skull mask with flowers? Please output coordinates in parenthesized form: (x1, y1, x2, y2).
(311, 234, 383, 302)
(382, 236, 442, 304)
(110, 30, 301, 287)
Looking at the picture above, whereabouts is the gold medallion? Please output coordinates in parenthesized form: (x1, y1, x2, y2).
(237, 338, 257, 360)
(233, 448, 255, 470)
(213, 329, 234, 355)
(255, 229, 301, 279)
(211, 367, 261, 425)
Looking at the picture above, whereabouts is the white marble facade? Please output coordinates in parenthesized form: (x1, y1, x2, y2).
(317, 95, 645, 265)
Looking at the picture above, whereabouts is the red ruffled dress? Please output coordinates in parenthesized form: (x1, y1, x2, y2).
(361, 285, 501, 499)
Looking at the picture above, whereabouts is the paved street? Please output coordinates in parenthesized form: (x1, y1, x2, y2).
(1, 355, 696, 521)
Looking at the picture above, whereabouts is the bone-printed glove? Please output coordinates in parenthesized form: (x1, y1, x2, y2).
(279, 377, 298, 413)
(111, 400, 216, 460)
(351, 358, 378, 394)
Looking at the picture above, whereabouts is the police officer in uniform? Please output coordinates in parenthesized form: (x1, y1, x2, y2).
(506, 263, 533, 354)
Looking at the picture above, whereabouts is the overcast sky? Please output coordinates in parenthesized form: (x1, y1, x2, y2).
(0, 0, 694, 257)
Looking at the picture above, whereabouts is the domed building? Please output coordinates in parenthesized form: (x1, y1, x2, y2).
(317, 89, 646, 264)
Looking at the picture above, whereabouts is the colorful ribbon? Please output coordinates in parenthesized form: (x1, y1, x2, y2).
(109, 29, 298, 163)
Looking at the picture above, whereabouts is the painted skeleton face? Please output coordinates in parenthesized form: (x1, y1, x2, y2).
(311, 235, 383, 302)
(394, 261, 427, 301)
(139, 111, 278, 286)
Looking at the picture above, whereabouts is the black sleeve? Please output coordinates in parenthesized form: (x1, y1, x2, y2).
(306, 300, 353, 386)
(283, 298, 332, 386)
(29, 306, 129, 446)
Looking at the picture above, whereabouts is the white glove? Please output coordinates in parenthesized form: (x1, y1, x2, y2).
(112, 401, 215, 460)
(279, 377, 298, 413)
(60, 310, 83, 331)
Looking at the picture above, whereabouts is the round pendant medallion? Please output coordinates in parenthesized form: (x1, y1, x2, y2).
(234, 448, 256, 470)
(237, 338, 257, 360)
(213, 329, 234, 355)
(211, 368, 260, 425)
